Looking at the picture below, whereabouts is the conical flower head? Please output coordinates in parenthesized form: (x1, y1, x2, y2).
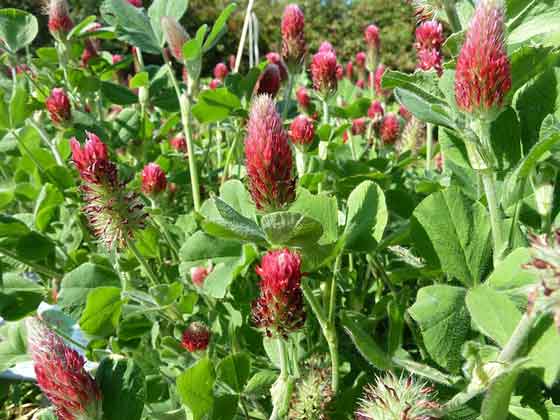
(368, 100, 384, 120)
(141, 163, 167, 195)
(213, 62, 229, 80)
(356, 373, 440, 420)
(318, 41, 335, 55)
(266, 52, 289, 81)
(251, 249, 305, 338)
(364, 24, 380, 71)
(352, 118, 367, 136)
(397, 117, 426, 155)
(27, 318, 103, 420)
(281, 4, 306, 70)
(181, 321, 211, 352)
(290, 115, 315, 147)
(44, 0, 73, 40)
(455, 0, 511, 120)
(161, 16, 189, 62)
(71, 133, 146, 248)
(46, 88, 71, 125)
(380, 113, 401, 145)
(127, 0, 142, 7)
(414, 20, 444, 50)
(245, 95, 295, 210)
(255, 64, 282, 98)
(355, 52, 366, 69)
(296, 86, 310, 109)
(311, 51, 338, 97)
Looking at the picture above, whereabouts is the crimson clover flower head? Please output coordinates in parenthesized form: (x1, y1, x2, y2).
(311, 50, 338, 97)
(455, 0, 511, 120)
(380, 113, 401, 145)
(181, 322, 211, 352)
(355, 52, 366, 69)
(70, 132, 112, 184)
(415, 20, 444, 50)
(209, 78, 222, 90)
(345, 61, 354, 79)
(161, 16, 189, 62)
(352, 118, 367, 136)
(27, 318, 103, 420)
(213, 62, 229, 81)
(296, 86, 310, 109)
(141, 163, 167, 195)
(44, 0, 73, 39)
(46, 87, 71, 125)
(398, 117, 426, 156)
(127, 0, 143, 7)
(364, 24, 380, 51)
(266, 52, 289, 81)
(255, 64, 282, 98)
(374, 64, 390, 97)
(290, 115, 315, 147)
(244, 95, 295, 210)
(289, 358, 333, 419)
(281, 4, 306, 70)
(356, 373, 441, 420)
(318, 41, 336, 55)
(368, 100, 384, 120)
(251, 249, 306, 338)
(190, 265, 212, 287)
(170, 134, 187, 153)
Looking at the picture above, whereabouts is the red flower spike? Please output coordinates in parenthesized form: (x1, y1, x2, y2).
(281, 4, 306, 70)
(255, 64, 282, 98)
(318, 41, 335, 55)
(141, 163, 167, 195)
(251, 249, 306, 338)
(181, 322, 211, 352)
(455, 0, 511, 119)
(296, 86, 310, 109)
(414, 20, 444, 51)
(290, 115, 315, 147)
(46, 88, 71, 125)
(213, 62, 229, 81)
(266, 52, 289, 81)
(380, 114, 401, 145)
(27, 318, 103, 420)
(161, 17, 188, 62)
(368, 100, 384, 120)
(355, 52, 366, 69)
(170, 134, 188, 153)
(364, 24, 380, 51)
(244, 95, 295, 210)
(45, 0, 73, 39)
(311, 51, 338, 97)
(70, 132, 111, 184)
(351, 118, 367, 136)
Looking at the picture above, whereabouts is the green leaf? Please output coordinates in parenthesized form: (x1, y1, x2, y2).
(340, 311, 393, 369)
(508, 7, 560, 46)
(148, 0, 188, 47)
(101, 81, 138, 105)
(219, 180, 256, 220)
(201, 197, 265, 243)
(412, 186, 492, 287)
(408, 285, 470, 372)
(66, 15, 97, 40)
(486, 248, 537, 291)
(466, 286, 521, 347)
(0, 320, 28, 372)
(244, 370, 277, 395)
(79, 287, 123, 337)
(394, 87, 455, 128)
(0, 272, 44, 321)
(180, 231, 242, 262)
(481, 362, 524, 420)
(217, 352, 251, 393)
(192, 88, 242, 124)
(261, 211, 323, 248)
(0, 9, 38, 53)
(0, 94, 10, 130)
(58, 263, 121, 315)
(290, 189, 338, 245)
(202, 3, 237, 52)
(33, 183, 64, 232)
(10, 85, 31, 128)
(96, 355, 146, 420)
(177, 357, 215, 420)
(129, 71, 150, 89)
(527, 316, 560, 387)
(508, 46, 560, 101)
(342, 180, 388, 252)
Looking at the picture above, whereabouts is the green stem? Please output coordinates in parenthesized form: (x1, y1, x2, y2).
(295, 147, 306, 179)
(426, 122, 433, 172)
(221, 131, 240, 187)
(497, 313, 536, 363)
(167, 62, 201, 211)
(326, 328, 339, 394)
(301, 282, 328, 330)
(481, 170, 505, 267)
(127, 237, 159, 287)
(282, 73, 294, 120)
(27, 119, 65, 166)
(442, 0, 462, 32)
(269, 338, 293, 420)
(0, 246, 62, 279)
(369, 70, 375, 99)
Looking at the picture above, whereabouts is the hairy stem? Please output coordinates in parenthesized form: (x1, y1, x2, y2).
(498, 313, 536, 363)
(481, 170, 505, 267)
(426, 122, 433, 172)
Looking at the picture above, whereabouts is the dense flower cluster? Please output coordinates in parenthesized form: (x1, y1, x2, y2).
(398, 117, 426, 155)
(46, 88, 71, 125)
(27, 318, 103, 420)
(255, 64, 282, 97)
(141, 163, 167, 195)
(311, 50, 338, 97)
(45, 0, 73, 39)
(364, 24, 380, 72)
(455, 0, 511, 119)
(182, 322, 211, 352)
(244, 95, 295, 210)
(289, 358, 333, 419)
(380, 114, 401, 144)
(252, 249, 306, 338)
(281, 4, 306, 70)
(290, 115, 315, 147)
(415, 20, 444, 75)
(356, 373, 440, 420)
(71, 132, 146, 248)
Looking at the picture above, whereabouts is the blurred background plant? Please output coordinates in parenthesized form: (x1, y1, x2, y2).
(4, 0, 418, 73)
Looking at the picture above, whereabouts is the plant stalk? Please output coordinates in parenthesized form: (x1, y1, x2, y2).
(481, 170, 505, 266)
(497, 312, 536, 363)
(28, 119, 65, 166)
(126, 237, 159, 287)
(282, 73, 294, 120)
(426, 122, 433, 172)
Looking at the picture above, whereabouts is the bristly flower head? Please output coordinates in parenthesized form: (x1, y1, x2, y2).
(296, 86, 311, 109)
(27, 318, 103, 420)
(46, 88, 71, 125)
(380, 113, 401, 145)
(415, 21, 444, 76)
(352, 118, 367, 136)
(290, 115, 315, 147)
(281, 4, 306, 71)
(71, 132, 146, 248)
(364, 24, 380, 71)
(398, 117, 426, 156)
(356, 373, 440, 420)
(161, 16, 189, 62)
(245, 95, 295, 210)
(44, 0, 73, 40)
(289, 357, 333, 419)
(355, 52, 366, 69)
(251, 249, 306, 338)
(213, 62, 229, 81)
(181, 322, 211, 352)
(255, 64, 282, 98)
(141, 163, 167, 195)
(455, 0, 511, 120)
(311, 50, 338, 97)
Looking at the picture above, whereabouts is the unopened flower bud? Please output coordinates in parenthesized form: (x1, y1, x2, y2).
(209, 78, 221, 90)
(141, 163, 167, 195)
(161, 16, 189, 62)
(170, 134, 187, 153)
(345, 61, 354, 79)
(368, 100, 384, 120)
(310, 51, 338, 97)
(380, 113, 401, 144)
(266, 52, 288, 81)
(281, 4, 306, 70)
(127, 0, 142, 7)
(296, 86, 310, 109)
(364, 24, 380, 72)
(352, 118, 367, 136)
(190, 265, 212, 287)
(213, 62, 229, 81)
(46, 88, 71, 125)
(45, 0, 73, 40)
(255, 64, 282, 98)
